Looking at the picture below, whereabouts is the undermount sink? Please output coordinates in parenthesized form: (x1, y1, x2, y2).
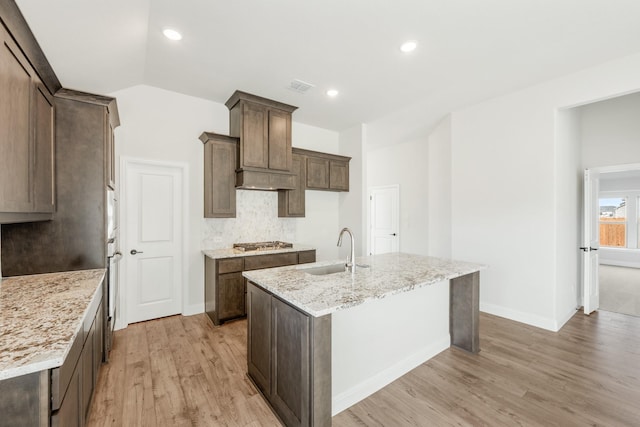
(303, 264, 347, 275)
(303, 264, 370, 276)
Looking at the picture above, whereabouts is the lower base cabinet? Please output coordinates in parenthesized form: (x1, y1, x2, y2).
(247, 281, 331, 427)
(205, 250, 316, 326)
(0, 298, 104, 427)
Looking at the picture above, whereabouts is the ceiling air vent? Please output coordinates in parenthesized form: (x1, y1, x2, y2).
(287, 79, 315, 94)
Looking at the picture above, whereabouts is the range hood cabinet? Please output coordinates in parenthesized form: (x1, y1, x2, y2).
(235, 168, 296, 191)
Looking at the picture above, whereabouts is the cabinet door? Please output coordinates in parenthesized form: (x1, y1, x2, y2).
(204, 137, 237, 218)
(247, 282, 272, 398)
(218, 272, 245, 320)
(268, 108, 292, 171)
(81, 319, 95, 421)
(278, 153, 305, 217)
(306, 157, 330, 190)
(271, 297, 310, 427)
(52, 365, 81, 427)
(33, 82, 55, 213)
(0, 25, 34, 213)
(329, 160, 349, 191)
(241, 102, 269, 169)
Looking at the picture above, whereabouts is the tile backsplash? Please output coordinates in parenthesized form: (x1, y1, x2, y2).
(202, 190, 296, 249)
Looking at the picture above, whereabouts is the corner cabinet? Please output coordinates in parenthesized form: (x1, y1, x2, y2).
(300, 149, 350, 192)
(200, 132, 239, 218)
(247, 281, 331, 427)
(205, 250, 316, 326)
(0, 21, 55, 223)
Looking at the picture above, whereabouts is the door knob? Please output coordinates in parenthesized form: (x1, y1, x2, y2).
(130, 249, 144, 255)
(390, 233, 397, 236)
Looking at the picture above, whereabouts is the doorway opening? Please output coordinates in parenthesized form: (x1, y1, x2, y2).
(597, 171, 640, 317)
(583, 165, 640, 317)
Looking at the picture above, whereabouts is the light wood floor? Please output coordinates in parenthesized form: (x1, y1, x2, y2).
(87, 311, 640, 426)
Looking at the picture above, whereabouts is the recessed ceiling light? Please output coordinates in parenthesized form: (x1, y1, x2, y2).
(326, 89, 339, 98)
(400, 40, 417, 53)
(163, 28, 183, 41)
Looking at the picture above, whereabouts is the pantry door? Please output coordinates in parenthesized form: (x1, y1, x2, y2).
(123, 158, 187, 324)
(369, 185, 400, 255)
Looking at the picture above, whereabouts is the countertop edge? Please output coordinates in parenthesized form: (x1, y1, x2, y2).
(202, 245, 316, 259)
(0, 269, 106, 381)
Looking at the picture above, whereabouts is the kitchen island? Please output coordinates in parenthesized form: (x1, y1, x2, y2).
(0, 269, 105, 426)
(243, 252, 485, 427)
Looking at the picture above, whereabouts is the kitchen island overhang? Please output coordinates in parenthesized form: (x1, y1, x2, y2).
(243, 252, 485, 427)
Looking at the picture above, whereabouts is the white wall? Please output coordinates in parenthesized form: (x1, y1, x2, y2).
(367, 138, 430, 255)
(338, 124, 366, 259)
(451, 52, 640, 331)
(427, 116, 453, 258)
(110, 84, 341, 323)
(580, 92, 640, 169)
(555, 108, 582, 322)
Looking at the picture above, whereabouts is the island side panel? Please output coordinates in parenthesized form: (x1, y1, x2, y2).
(450, 271, 480, 353)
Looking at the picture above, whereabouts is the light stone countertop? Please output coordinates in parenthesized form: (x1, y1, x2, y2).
(0, 269, 105, 380)
(202, 244, 316, 260)
(243, 252, 486, 317)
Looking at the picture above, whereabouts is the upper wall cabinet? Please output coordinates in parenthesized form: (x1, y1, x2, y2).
(295, 148, 351, 192)
(226, 90, 297, 190)
(0, 20, 56, 223)
(200, 132, 238, 218)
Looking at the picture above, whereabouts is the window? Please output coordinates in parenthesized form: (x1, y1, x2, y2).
(599, 197, 626, 247)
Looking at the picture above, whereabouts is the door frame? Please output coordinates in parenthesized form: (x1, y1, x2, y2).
(367, 184, 400, 255)
(118, 156, 189, 329)
(581, 162, 640, 312)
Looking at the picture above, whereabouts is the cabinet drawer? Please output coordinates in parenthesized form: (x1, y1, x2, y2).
(298, 250, 316, 264)
(218, 257, 244, 274)
(244, 253, 298, 271)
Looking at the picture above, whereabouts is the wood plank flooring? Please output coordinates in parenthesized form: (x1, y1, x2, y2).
(87, 311, 640, 426)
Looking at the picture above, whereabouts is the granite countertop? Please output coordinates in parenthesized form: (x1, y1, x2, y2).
(203, 244, 316, 260)
(243, 252, 486, 317)
(0, 269, 105, 381)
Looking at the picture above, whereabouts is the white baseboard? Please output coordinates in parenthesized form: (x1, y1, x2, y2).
(480, 302, 558, 331)
(183, 302, 204, 317)
(555, 307, 579, 331)
(331, 334, 450, 416)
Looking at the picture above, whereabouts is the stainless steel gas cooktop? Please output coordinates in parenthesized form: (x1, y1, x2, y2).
(232, 241, 293, 252)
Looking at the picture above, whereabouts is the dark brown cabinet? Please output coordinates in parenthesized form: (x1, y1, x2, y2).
(205, 250, 316, 326)
(200, 132, 238, 218)
(278, 152, 306, 217)
(225, 90, 297, 190)
(227, 90, 297, 172)
(0, 20, 55, 223)
(1, 89, 120, 277)
(247, 281, 272, 398)
(246, 281, 331, 427)
(292, 148, 351, 192)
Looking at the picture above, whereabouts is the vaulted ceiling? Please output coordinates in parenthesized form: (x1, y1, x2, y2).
(15, 0, 640, 132)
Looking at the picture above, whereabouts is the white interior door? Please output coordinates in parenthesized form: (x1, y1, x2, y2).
(582, 169, 600, 314)
(125, 160, 184, 324)
(369, 185, 400, 255)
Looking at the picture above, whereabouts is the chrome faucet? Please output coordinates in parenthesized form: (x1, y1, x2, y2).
(337, 227, 356, 273)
